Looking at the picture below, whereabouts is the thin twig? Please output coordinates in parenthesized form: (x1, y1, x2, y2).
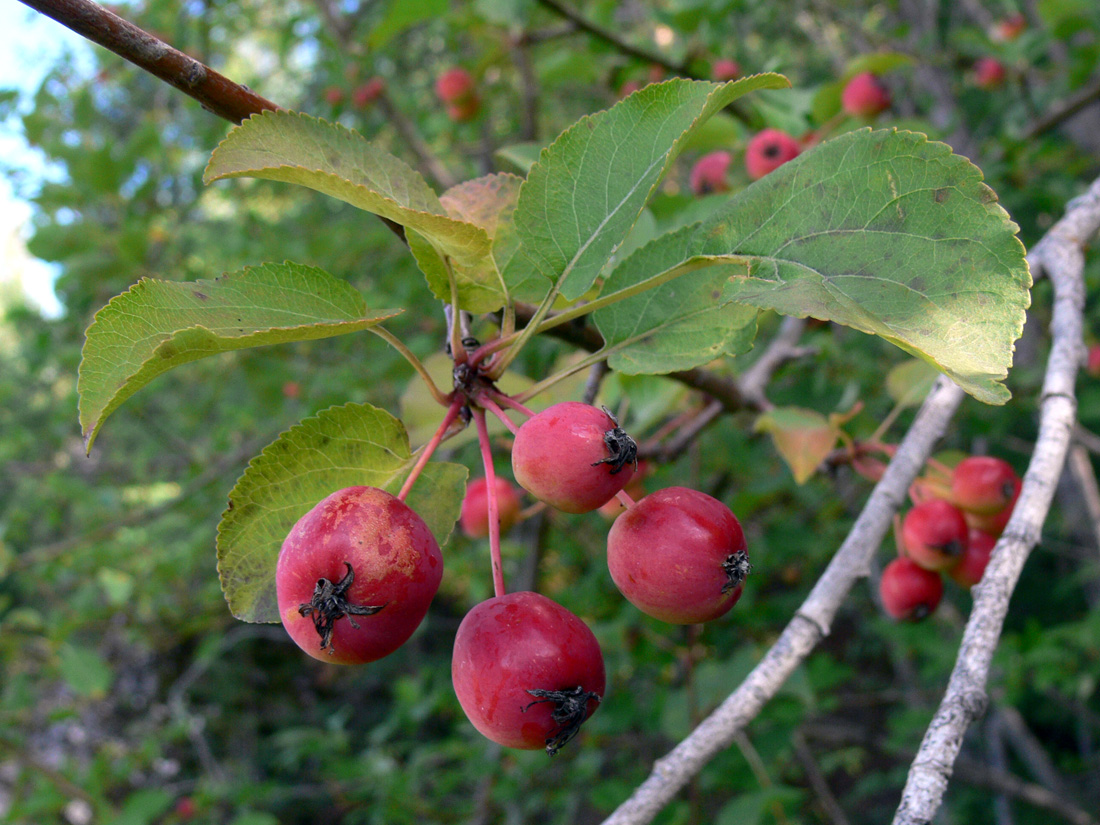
(791, 731, 851, 825)
(1019, 76, 1100, 141)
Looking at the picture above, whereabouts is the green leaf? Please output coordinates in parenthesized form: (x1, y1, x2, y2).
(116, 790, 174, 825)
(593, 226, 758, 374)
(510, 74, 790, 302)
(886, 359, 942, 408)
(203, 111, 490, 269)
(78, 262, 400, 450)
(623, 129, 1030, 403)
(217, 403, 466, 623)
(754, 407, 840, 484)
(408, 173, 522, 312)
(58, 644, 113, 698)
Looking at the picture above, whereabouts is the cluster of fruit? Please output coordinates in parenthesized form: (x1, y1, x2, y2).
(274, 400, 749, 755)
(880, 456, 1022, 620)
(689, 70, 891, 195)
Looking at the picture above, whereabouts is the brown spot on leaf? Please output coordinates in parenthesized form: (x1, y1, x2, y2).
(934, 188, 949, 204)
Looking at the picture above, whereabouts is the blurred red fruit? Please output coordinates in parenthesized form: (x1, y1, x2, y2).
(460, 476, 522, 538)
(1087, 344, 1100, 376)
(841, 72, 891, 117)
(352, 77, 385, 108)
(880, 557, 943, 620)
(745, 129, 801, 180)
(992, 13, 1026, 41)
(712, 59, 741, 82)
(436, 67, 476, 103)
(973, 57, 1007, 89)
(949, 528, 996, 588)
(689, 151, 733, 195)
(323, 86, 344, 106)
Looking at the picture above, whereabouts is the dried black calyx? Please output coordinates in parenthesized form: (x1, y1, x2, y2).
(298, 562, 386, 654)
(523, 686, 601, 756)
(591, 407, 638, 476)
(935, 539, 965, 558)
(721, 549, 752, 594)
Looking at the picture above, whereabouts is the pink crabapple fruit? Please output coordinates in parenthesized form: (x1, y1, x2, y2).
(745, 128, 802, 180)
(712, 59, 741, 81)
(880, 556, 943, 620)
(690, 151, 733, 195)
(1087, 344, 1100, 377)
(276, 486, 442, 665)
(900, 498, 970, 571)
(460, 476, 522, 539)
(511, 402, 637, 514)
(992, 13, 1026, 41)
(435, 67, 476, 103)
(352, 77, 385, 108)
(973, 57, 1007, 89)
(950, 456, 1021, 516)
(948, 528, 997, 588)
(445, 96, 481, 122)
(606, 486, 750, 624)
(323, 86, 344, 106)
(841, 72, 891, 117)
(451, 591, 605, 754)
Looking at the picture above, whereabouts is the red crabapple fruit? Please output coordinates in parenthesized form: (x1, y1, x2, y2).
(690, 151, 733, 195)
(435, 67, 476, 103)
(841, 72, 891, 117)
(745, 129, 802, 180)
(712, 59, 741, 81)
(460, 476, 522, 538)
(880, 556, 943, 620)
(607, 487, 749, 624)
(276, 486, 442, 665)
(973, 57, 1007, 89)
(963, 483, 1020, 536)
(900, 499, 969, 571)
(948, 528, 997, 588)
(511, 402, 637, 514)
(992, 14, 1026, 42)
(451, 591, 605, 754)
(352, 77, 385, 108)
(950, 456, 1021, 516)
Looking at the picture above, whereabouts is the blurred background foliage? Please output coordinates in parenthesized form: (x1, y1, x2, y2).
(1, 0, 1099, 823)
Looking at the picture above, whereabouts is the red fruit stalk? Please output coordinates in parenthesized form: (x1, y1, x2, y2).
(473, 407, 507, 597)
(397, 396, 465, 502)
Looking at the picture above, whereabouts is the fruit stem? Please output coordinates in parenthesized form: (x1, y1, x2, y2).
(397, 396, 465, 502)
(369, 327, 452, 406)
(614, 489, 636, 509)
(486, 389, 536, 418)
(476, 393, 522, 436)
(512, 349, 608, 404)
(473, 407, 508, 598)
